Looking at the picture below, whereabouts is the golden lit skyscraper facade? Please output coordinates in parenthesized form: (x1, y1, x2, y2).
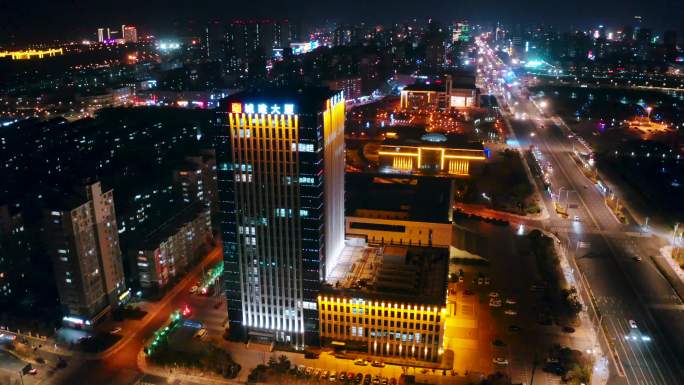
(215, 88, 345, 348)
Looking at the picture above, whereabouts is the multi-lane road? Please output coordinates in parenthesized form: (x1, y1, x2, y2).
(476, 40, 684, 385)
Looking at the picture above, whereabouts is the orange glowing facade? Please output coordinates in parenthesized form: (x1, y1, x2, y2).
(378, 139, 486, 177)
(317, 296, 446, 361)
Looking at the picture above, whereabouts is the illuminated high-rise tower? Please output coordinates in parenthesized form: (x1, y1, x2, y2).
(215, 87, 345, 348)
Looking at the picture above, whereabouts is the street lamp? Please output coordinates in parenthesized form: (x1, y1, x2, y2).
(646, 106, 652, 123)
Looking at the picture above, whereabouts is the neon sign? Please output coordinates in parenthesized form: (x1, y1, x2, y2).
(231, 102, 296, 115)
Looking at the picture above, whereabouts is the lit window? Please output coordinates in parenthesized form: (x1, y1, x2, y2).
(291, 142, 314, 152)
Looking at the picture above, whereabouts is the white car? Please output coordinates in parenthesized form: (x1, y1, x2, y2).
(110, 327, 122, 334)
(489, 299, 502, 307)
(493, 357, 509, 365)
(489, 292, 500, 298)
(629, 320, 638, 329)
(504, 309, 517, 316)
(573, 215, 580, 222)
(505, 298, 517, 305)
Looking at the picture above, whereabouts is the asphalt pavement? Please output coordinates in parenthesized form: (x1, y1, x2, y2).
(506, 96, 684, 385)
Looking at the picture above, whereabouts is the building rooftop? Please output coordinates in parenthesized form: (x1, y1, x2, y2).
(132, 200, 208, 249)
(382, 127, 485, 151)
(323, 241, 448, 306)
(403, 83, 444, 92)
(221, 86, 340, 113)
(346, 174, 452, 223)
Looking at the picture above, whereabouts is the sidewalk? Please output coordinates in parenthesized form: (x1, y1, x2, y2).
(544, 230, 609, 385)
(654, 246, 684, 302)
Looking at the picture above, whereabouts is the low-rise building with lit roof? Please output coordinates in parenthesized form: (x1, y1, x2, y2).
(377, 131, 486, 177)
(318, 241, 448, 362)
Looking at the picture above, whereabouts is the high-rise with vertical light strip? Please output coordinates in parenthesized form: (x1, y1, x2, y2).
(215, 87, 345, 348)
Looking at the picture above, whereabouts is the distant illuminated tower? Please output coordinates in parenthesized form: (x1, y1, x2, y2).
(97, 28, 105, 43)
(122, 25, 138, 43)
(215, 87, 345, 348)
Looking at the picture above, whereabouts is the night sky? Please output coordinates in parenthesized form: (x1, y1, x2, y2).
(1, 0, 683, 44)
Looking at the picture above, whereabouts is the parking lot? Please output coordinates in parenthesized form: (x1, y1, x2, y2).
(449, 218, 596, 385)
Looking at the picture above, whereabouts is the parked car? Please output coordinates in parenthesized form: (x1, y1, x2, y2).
(371, 360, 385, 367)
(194, 328, 208, 339)
(354, 358, 368, 366)
(493, 357, 509, 365)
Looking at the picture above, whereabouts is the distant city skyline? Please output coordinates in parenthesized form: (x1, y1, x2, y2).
(1, 0, 683, 44)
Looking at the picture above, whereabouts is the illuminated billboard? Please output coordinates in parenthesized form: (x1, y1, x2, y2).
(230, 102, 296, 115)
